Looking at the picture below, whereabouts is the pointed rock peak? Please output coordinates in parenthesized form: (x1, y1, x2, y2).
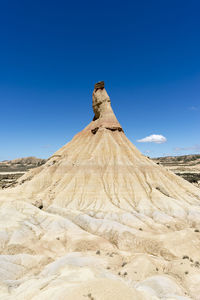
(90, 81, 123, 134)
(92, 81, 110, 120)
(94, 80, 105, 90)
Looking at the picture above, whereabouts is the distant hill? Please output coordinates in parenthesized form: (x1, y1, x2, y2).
(0, 156, 47, 172)
(0, 157, 47, 188)
(152, 154, 200, 187)
(152, 154, 200, 165)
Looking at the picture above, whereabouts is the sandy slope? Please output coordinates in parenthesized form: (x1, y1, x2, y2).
(0, 82, 200, 299)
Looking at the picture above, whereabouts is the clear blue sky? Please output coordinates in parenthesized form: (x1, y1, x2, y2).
(0, 0, 199, 160)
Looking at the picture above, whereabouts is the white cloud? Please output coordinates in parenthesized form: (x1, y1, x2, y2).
(137, 134, 167, 144)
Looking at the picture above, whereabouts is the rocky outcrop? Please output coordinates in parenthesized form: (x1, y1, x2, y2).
(91, 81, 123, 133)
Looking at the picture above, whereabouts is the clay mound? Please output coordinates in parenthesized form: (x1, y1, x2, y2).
(4, 81, 200, 213)
(1, 81, 200, 300)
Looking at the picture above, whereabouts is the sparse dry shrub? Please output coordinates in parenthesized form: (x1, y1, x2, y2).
(122, 262, 127, 267)
(182, 255, 189, 260)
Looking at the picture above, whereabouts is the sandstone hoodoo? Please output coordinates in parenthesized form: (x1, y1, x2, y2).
(91, 81, 123, 133)
(1, 83, 200, 299)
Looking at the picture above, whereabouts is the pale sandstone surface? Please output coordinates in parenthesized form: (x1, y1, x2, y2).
(0, 82, 200, 299)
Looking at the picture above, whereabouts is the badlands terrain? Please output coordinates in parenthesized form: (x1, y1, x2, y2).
(0, 81, 200, 299)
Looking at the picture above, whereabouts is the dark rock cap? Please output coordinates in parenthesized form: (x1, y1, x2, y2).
(94, 81, 104, 90)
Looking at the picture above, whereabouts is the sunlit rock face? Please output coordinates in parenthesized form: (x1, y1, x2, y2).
(91, 81, 123, 132)
(0, 82, 200, 300)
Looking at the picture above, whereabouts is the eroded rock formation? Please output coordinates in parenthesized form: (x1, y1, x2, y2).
(91, 81, 123, 133)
